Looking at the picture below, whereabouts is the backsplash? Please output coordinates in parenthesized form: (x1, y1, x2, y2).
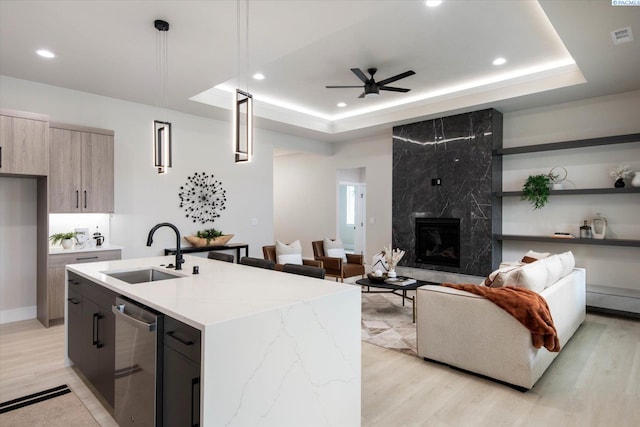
(49, 213, 112, 248)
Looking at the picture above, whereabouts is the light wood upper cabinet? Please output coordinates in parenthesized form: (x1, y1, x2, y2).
(81, 131, 114, 213)
(49, 123, 114, 213)
(0, 109, 49, 176)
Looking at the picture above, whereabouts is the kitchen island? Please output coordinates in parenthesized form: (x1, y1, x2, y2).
(65, 254, 361, 426)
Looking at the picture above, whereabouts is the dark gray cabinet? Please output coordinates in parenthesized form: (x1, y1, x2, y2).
(66, 285, 82, 365)
(163, 316, 201, 427)
(67, 271, 116, 408)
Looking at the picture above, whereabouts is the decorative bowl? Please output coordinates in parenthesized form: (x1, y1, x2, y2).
(184, 234, 234, 247)
(367, 272, 388, 283)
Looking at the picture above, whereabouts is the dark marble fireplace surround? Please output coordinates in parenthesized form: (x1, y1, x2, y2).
(392, 109, 503, 277)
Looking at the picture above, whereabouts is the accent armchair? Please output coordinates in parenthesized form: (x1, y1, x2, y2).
(311, 240, 365, 282)
(262, 245, 323, 271)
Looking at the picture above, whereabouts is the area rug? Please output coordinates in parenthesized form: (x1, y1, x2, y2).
(361, 291, 417, 356)
(0, 384, 99, 426)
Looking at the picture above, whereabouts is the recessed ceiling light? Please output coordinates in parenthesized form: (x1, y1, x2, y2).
(36, 49, 55, 58)
(492, 57, 507, 66)
(253, 73, 265, 80)
(425, 0, 442, 7)
(337, 102, 347, 108)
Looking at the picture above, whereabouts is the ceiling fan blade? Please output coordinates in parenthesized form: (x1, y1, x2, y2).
(376, 70, 415, 87)
(325, 85, 364, 88)
(351, 68, 370, 84)
(358, 91, 366, 99)
(379, 86, 411, 93)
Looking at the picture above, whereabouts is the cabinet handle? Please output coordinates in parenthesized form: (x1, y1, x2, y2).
(76, 190, 79, 208)
(0, 146, 2, 168)
(76, 256, 99, 261)
(67, 298, 80, 305)
(191, 377, 200, 427)
(166, 330, 194, 346)
(92, 313, 104, 348)
(84, 190, 87, 209)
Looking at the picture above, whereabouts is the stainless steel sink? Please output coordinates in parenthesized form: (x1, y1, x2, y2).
(103, 268, 185, 284)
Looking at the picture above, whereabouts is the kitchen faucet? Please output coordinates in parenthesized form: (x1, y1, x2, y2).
(146, 222, 184, 270)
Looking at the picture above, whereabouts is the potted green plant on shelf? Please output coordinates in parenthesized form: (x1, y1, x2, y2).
(49, 231, 78, 249)
(184, 228, 234, 247)
(520, 168, 567, 209)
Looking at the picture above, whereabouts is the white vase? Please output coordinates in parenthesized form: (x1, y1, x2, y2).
(61, 239, 74, 249)
(591, 213, 607, 240)
(632, 172, 640, 188)
(387, 270, 397, 278)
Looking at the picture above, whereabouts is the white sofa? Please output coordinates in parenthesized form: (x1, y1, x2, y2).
(416, 267, 586, 390)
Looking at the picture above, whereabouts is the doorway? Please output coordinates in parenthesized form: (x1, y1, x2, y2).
(337, 168, 366, 255)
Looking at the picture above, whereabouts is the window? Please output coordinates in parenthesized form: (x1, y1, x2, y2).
(346, 185, 356, 225)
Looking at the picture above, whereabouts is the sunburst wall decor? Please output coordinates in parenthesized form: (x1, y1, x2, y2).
(178, 172, 227, 223)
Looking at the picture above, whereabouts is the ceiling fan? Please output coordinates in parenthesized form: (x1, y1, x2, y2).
(326, 67, 416, 98)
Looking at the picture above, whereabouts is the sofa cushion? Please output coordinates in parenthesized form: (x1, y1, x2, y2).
(324, 238, 347, 262)
(275, 240, 303, 265)
(545, 251, 575, 289)
(503, 251, 575, 293)
(486, 251, 575, 292)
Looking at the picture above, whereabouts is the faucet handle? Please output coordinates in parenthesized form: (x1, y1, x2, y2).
(175, 254, 185, 270)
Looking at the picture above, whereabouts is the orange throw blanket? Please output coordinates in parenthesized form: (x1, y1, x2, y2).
(443, 284, 561, 352)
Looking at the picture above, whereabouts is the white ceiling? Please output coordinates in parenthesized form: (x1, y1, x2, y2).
(1, 1, 639, 143)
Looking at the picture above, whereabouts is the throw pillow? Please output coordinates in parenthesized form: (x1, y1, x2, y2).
(483, 264, 522, 287)
(521, 250, 550, 263)
(275, 240, 303, 265)
(324, 238, 347, 263)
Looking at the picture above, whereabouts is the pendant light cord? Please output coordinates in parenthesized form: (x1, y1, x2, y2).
(236, 0, 249, 93)
(156, 22, 169, 108)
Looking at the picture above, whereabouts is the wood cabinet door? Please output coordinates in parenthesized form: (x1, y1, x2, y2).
(47, 266, 66, 320)
(0, 114, 48, 176)
(81, 132, 114, 213)
(49, 127, 82, 212)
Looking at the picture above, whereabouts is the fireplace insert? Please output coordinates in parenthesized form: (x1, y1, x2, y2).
(415, 218, 460, 268)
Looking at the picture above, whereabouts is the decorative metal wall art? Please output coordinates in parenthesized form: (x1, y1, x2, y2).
(178, 172, 227, 223)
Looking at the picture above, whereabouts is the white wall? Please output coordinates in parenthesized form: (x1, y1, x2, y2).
(501, 90, 640, 302)
(0, 75, 278, 258)
(274, 91, 640, 309)
(0, 177, 38, 322)
(0, 75, 328, 321)
(274, 131, 392, 261)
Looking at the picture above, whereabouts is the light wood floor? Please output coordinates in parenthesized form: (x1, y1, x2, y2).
(1, 313, 639, 426)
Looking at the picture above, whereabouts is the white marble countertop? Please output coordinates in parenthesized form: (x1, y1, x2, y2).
(66, 254, 358, 330)
(49, 244, 124, 255)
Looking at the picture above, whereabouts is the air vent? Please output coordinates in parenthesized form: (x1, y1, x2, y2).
(611, 26, 634, 45)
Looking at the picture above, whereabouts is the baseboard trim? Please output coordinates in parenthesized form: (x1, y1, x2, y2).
(587, 306, 640, 320)
(0, 306, 37, 324)
(586, 288, 640, 315)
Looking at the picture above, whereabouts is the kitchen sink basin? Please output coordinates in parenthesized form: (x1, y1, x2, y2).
(103, 268, 185, 284)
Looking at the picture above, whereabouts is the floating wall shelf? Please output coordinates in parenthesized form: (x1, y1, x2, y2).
(494, 133, 640, 156)
(494, 187, 640, 197)
(495, 235, 640, 248)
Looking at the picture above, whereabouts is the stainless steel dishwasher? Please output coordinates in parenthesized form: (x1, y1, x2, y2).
(112, 296, 162, 426)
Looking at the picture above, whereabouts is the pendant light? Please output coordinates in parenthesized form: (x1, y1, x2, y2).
(153, 19, 172, 174)
(234, 1, 253, 163)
